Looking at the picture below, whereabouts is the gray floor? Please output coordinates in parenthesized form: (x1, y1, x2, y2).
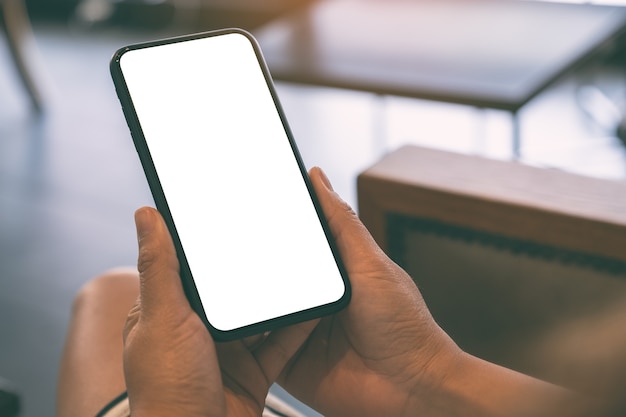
(1, 18, 625, 417)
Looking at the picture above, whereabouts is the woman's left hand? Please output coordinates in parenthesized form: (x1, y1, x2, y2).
(124, 206, 317, 417)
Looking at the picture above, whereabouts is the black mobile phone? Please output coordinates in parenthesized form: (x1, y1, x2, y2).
(110, 29, 351, 341)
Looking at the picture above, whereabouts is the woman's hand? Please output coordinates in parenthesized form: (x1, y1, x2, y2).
(280, 168, 594, 417)
(279, 167, 462, 417)
(123, 206, 316, 417)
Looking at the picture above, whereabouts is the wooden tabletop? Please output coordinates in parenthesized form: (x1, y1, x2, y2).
(255, 0, 626, 111)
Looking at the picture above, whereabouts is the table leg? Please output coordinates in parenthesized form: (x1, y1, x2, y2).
(512, 110, 520, 159)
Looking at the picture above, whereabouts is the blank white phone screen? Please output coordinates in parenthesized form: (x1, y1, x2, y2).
(119, 33, 346, 331)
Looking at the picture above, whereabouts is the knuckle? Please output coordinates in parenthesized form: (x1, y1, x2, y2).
(136, 238, 180, 281)
(72, 270, 139, 312)
(123, 302, 141, 342)
(136, 242, 160, 275)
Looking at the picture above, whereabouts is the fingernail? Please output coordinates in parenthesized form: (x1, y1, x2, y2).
(317, 167, 334, 191)
(135, 207, 156, 238)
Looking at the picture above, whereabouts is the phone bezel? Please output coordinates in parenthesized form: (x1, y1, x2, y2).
(110, 28, 351, 341)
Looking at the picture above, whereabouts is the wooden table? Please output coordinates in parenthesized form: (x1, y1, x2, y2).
(255, 0, 626, 157)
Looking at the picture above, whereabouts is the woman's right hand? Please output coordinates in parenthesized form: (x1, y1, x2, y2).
(279, 167, 463, 417)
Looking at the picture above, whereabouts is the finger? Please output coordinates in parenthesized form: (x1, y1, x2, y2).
(253, 319, 319, 383)
(309, 167, 386, 263)
(215, 339, 269, 405)
(241, 332, 270, 350)
(134, 206, 188, 319)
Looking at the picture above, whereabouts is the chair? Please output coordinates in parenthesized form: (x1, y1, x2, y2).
(358, 145, 626, 395)
(0, 0, 43, 112)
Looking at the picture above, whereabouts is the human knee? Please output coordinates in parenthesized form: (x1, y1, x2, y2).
(72, 268, 139, 313)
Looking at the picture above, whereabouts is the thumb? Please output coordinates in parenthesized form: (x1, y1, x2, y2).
(134, 206, 188, 320)
(308, 167, 388, 267)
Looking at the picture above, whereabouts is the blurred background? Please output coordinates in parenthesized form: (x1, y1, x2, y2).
(1, 0, 626, 416)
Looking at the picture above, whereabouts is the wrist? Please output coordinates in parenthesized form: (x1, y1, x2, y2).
(402, 339, 463, 417)
(408, 349, 591, 417)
